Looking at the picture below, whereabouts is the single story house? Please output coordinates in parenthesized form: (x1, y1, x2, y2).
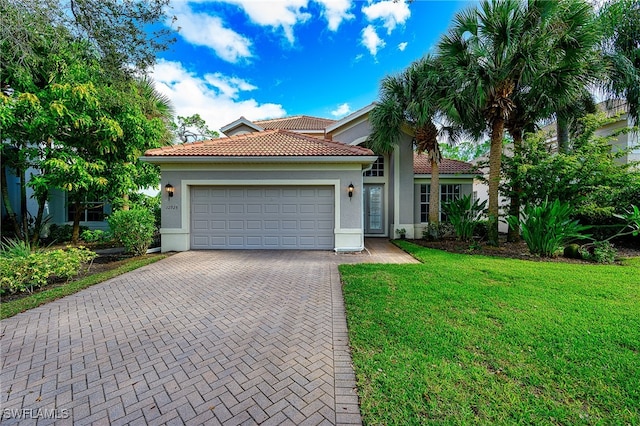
(142, 104, 477, 252)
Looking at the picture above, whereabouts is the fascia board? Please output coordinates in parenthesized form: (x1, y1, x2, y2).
(140, 155, 379, 165)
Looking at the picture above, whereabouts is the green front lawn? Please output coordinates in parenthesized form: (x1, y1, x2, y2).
(340, 242, 640, 425)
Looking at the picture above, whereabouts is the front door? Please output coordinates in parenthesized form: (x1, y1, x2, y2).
(364, 184, 384, 234)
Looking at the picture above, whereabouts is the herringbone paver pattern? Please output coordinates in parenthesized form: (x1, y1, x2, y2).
(1, 240, 416, 425)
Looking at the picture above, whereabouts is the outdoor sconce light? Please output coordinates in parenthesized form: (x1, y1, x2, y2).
(348, 183, 354, 198)
(165, 183, 174, 198)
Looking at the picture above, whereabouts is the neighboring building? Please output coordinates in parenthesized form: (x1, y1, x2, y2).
(1, 169, 111, 236)
(142, 104, 477, 252)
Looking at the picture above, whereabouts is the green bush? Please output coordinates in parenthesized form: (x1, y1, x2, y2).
(0, 243, 96, 295)
(422, 222, 455, 240)
(442, 194, 487, 241)
(80, 229, 112, 243)
(580, 241, 618, 264)
(507, 199, 591, 257)
(0, 239, 33, 258)
(108, 208, 156, 256)
(563, 243, 582, 259)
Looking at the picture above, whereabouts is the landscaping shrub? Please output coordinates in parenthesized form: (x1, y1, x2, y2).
(422, 222, 455, 240)
(580, 241, 618, 264)
(473, 220, 489, 239)
(563, 243, 582, 259)
(48, 224, 89, 243)
(80, 229, 112, 243)
(442, 194, 487, 241)
(108, 208, 155, 256)
(0, 241, 96, 295)
(507, 199, 590, 257)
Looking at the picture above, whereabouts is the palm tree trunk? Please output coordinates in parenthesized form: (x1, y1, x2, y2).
(428, 158, 440, 229)
(488, 118, 505, 246)
(556, 116, 569, 154)
(507, 129, 523, 242)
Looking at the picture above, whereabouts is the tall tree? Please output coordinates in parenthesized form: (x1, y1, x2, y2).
(1, 0, 175, 86)
(438, 0, 599, 246)
(503, 0, 600, 241)
(599, 0, 640, 125)
(0, 0, 175, 243)
(369, 56, 459, 234)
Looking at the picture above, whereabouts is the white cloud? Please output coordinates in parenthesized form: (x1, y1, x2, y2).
(204, 73, 257, 99)
(224, 0, 311, 44)
(361, 25, 385, 56)
(315, 0, 354, 31)
(331, 103, 351, 117)
(398, 41, 408, 51)
(151, 59, 286, 133)
(173, 9, 252, 63)
(362, 0, 411, 34)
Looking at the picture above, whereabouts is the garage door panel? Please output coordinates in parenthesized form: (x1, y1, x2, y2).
(247, 204, 261, 214)
(264, 204, 279, 214)
(318, 204, 333, 214)
(191, 186, 334, 249)
(282, 204, 297, 213)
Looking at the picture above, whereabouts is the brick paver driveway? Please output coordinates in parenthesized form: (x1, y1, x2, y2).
(1, 246, 416, 425)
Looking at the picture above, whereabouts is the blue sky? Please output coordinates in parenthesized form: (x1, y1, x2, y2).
(151, 0, 471, 132)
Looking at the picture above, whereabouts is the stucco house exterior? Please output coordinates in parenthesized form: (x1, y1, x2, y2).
(142, 104, 476, 252)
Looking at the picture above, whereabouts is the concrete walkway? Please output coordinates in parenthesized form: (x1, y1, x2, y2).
(1, 239, 417, 425)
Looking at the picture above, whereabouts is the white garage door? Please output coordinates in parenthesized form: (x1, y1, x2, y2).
(190, 186, 335, 249)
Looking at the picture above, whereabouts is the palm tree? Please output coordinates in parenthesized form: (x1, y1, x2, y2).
(503, 0, 600, 241)
(599, 0, 640, 125)
(368, 56, 458, 234)
(438, 0, 598, 246)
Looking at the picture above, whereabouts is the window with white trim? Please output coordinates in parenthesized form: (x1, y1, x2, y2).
(364, 156, 384, 177)
(420, 184, 461, 222)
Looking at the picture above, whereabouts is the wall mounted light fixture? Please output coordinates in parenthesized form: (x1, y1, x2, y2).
(348, 183, 354, 198)
(165, 183, 174, 198)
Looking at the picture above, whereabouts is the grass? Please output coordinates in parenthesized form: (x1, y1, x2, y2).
(1, 255, 166, 319)
(339, 241, 640, 425)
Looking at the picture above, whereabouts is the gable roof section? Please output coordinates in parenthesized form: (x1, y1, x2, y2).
(325, 103, 376, 134)
(219, 116, 263, 134)
(253, 115, 336, 131)
(414, 153, 477, 175)
(144, 129, 374, 157)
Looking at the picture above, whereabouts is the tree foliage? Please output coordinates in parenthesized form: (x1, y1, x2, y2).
(0, 0, 175, 243)
(369, 56, 461, 231)
(501, 113, 640, 224)
(599, 0, 640, 125)
(438, 0, 600, 245)
(173, 114, 219, 143)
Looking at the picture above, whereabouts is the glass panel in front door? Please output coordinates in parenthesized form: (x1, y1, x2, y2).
(366, 185, 384, 234)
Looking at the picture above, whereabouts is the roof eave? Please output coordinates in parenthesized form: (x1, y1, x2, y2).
(413, 173, 478, 178)
(140, 155, 378, 165)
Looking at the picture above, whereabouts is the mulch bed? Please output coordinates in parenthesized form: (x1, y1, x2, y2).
(408, 236, 640, 264)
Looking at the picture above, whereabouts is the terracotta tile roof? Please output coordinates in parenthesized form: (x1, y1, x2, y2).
(145, 129, 374, 157)
(414, 153, 477, 174)
(253, 115, 336, 131)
